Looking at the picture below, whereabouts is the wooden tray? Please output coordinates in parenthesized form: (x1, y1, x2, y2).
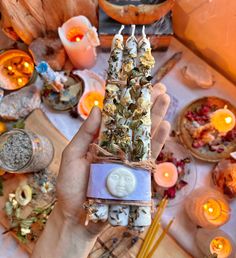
(0, 109, 192, 257)
(178, 97, 236, 163)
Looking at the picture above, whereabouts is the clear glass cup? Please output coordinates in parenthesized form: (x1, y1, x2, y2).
(0, 129, 54, 173)
(185, 187, 231, 229)
(196, 228, 236, 258)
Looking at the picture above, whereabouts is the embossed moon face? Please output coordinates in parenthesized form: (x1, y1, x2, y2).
(106, 168, 136, 198)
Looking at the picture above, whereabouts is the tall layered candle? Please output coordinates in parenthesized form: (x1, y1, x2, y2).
(58, 16, 100, 69)
(185, 187, 231, 229)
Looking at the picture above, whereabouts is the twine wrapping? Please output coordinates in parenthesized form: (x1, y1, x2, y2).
(87, 143, 157, 173)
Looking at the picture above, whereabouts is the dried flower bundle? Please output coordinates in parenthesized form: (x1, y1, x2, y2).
(86, 25, 155, 229)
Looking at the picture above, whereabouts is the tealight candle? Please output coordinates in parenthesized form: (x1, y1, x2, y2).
(0, 49, 35, 90)
(203, 198, 222, 221)
(196, 229, 235, 258)
(79, 91, 104, 119)
(154, 162, 178, 188)
(58, 16, 100, 69)
(211, 106, 236, 133)
(185, 187, 231, 228)
(210, 237, 232, 258)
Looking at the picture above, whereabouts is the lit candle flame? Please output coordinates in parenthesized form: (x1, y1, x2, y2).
(94, 100, 99, 106)
(24, 62, 30, 68)
(17, 78, 23, 85)
(75, 37, 81, 42)
(225, 116, 232, 124)
(8, 66, 13, 71)
(208, 207, 214, 213)
(203, 204, 214, 213)
(164, 172, 169, 177)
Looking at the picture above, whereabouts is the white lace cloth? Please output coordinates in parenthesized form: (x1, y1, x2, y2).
(1, 38, 236, 258)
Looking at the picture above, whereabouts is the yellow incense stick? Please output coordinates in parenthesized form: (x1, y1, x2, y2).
(137, 197, 168, 258)
(146, 218, 174, 258)
(143, 200, 168, 257)
(143, 222, 161, 257)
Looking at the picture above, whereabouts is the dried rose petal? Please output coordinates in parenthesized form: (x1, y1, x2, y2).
(176, 180, 188, 190)
(192, 140, 205, 148)
(164, 186, 176, 199)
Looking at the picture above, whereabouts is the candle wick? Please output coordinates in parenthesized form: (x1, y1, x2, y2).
(118, 25, 125, 35)
(142, 25, 146, 38)
(131, 25, 136, 37)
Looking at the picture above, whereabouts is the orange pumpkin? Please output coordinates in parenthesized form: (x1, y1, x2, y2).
(98, 0, 175, 25)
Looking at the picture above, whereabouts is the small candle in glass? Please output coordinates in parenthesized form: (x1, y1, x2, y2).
(196, 229, 235, 258)
(0, 49, 35, 90)
(154, 162, 178, 188)
(203, 198, 223, 221)
(211, 106, 236, 133)
(185, 187, 231, 228)
(210, 237, 232, 258)
(0, 129, 54, 173)
(78, 91, 104, 119)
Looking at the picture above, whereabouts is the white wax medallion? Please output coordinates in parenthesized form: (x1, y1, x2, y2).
(106, 168, 136, 198)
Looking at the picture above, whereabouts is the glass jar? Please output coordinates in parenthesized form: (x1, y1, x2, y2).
(0, 129, 54, 173)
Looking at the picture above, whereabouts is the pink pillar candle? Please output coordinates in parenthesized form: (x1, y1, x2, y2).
(154, 162, 178, 188)
(58, 16, 100, 69)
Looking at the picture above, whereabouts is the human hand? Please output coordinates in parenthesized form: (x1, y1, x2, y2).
(56, 82, 170, 236)
(32, 83, 170, 258)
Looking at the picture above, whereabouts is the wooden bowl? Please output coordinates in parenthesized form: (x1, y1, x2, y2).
(178, 97, 236, 162)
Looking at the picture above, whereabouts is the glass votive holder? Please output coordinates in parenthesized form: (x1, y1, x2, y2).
(0, 129, 54, 173)
(196, 228, 236, 258)
(184, 187, 231, 229)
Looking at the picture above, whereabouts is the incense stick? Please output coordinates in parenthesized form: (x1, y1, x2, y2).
(137, 197, 168, 258)
(146, 218, 174, 258)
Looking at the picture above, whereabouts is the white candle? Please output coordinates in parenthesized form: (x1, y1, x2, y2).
(154, 162, 178, 188)
(185, 187, 231, 229)
(196, 229, 235, 258)
(58, 16, 100, 69)
(211, 106, 236, 133)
